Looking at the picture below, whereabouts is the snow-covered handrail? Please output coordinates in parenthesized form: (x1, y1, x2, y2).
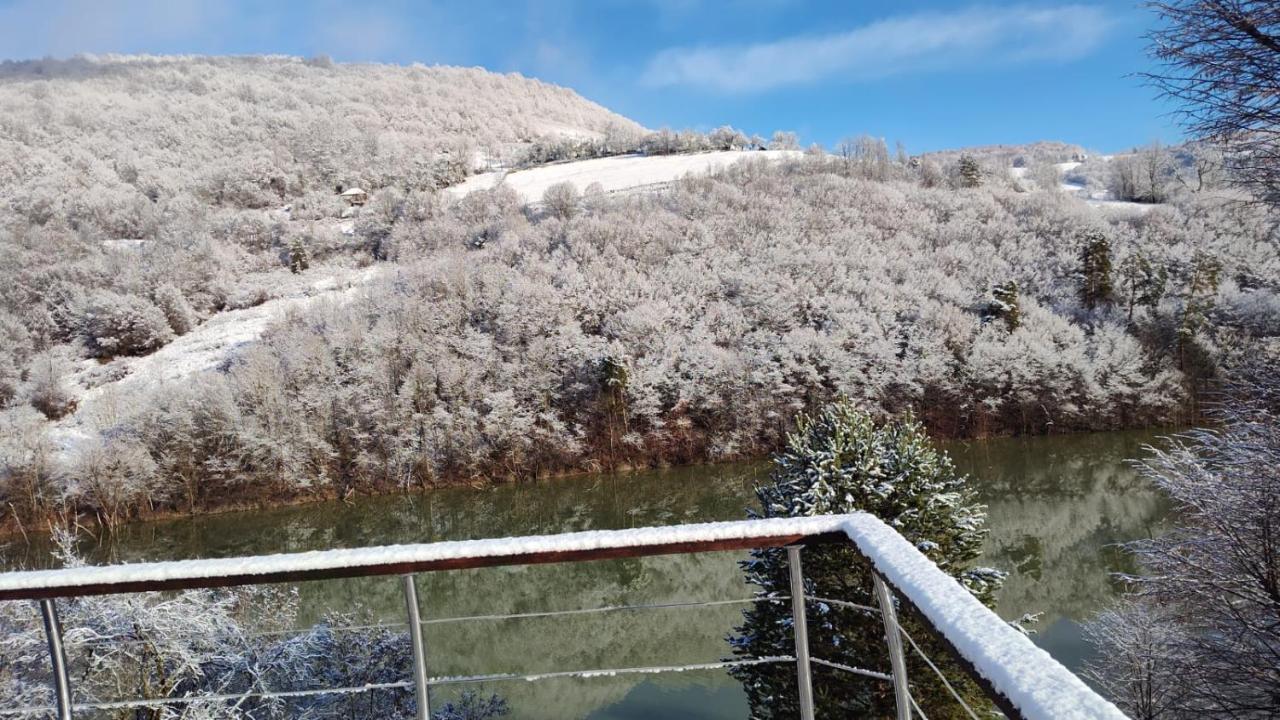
(0, 514, 1127, 720)
(838, 515, 1128, 720)
(0, 515, 849, 600)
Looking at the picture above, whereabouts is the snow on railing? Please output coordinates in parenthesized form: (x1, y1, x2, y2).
(0, 514, 1128, 720)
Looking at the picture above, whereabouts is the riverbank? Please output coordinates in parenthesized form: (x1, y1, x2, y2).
(0, 418, 1187, 542)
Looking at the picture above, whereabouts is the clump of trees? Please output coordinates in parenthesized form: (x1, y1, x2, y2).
(730, 402, 1000, 717)
(1085, 357, 1280, 718)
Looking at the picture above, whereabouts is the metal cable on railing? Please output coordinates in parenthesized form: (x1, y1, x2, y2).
(908, 691, 932, 720)
(0, 658, 798, 718)
(806, 595, 880, 614)
(898, 623, 983, 720)
(810, 656, 893, 682)
(72, 596, 791, 650)
(7, 593, 800, 719)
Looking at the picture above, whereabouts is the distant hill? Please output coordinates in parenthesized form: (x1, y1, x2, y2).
(0, 54, 644, 232)
(922, 140, 1090, 168)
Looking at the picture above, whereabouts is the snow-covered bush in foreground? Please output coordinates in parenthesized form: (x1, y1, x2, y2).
(731, 403, 1000, 718)
(0, 535, 460, 718)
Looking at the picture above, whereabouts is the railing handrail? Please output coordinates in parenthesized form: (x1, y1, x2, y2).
(0, 516, 848, 600)
(0, 513, 1129, 720)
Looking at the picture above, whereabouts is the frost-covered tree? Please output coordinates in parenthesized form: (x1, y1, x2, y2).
(66, 438, 159, 528)
(153, 283, 198, 336)
(1145, 1, 1280, 206)
(770, 131, 800, 151)
(957, 154, 983, 188)
(82, 291, 174, 358)
(26, 350, 76, 420)
(1086, 356, 1280, 717)
(541, 181, 580, 220)
(432, 691, 510, 720)
(730, 402, 1001, 718)
(1084, 600, 1187, 720)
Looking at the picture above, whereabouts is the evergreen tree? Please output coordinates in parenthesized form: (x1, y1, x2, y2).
(432, 691, 509, 720)
(985, 280, 1021, 331)
(1177, 250, 1222, 379)
(1078, 230, 1115, 310)
(729, 402, 1002, 719)
(288, 237, 311, 274)
(1118, 252, 1167, 322)
(957, 154, 983, 188)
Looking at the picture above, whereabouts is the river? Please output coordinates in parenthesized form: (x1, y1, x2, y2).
(0, 429, 1173, 719)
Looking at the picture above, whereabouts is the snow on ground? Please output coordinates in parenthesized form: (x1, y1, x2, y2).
(1010, 158, 1158, 212)
(446, 150, 802, 204)
(50, 263, 387, 458)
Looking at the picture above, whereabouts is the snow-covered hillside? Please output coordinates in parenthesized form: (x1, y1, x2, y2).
(0, 54, 644, 221)
(448, 150, 803, 203)
(49, 263, 387, 457)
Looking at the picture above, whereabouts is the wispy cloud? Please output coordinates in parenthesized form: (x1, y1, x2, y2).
(641, 4, 1115, 93)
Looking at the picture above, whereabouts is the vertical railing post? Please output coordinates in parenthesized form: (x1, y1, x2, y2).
(873, 575, 912, 720)
(787, 546, 816, 720)
(38, 599, 73, 720)
(402, 574, 431, 720)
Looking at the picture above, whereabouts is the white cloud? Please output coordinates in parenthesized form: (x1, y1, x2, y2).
(641, 4, 1116, 93)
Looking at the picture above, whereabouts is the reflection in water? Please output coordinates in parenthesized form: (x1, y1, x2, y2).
(0, 430, 1172, 718)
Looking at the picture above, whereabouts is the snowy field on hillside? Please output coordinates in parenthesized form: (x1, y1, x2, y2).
(447, 150, 803, 203)
(1010, 158, 1157, 213)
(50, 263, 387, 457)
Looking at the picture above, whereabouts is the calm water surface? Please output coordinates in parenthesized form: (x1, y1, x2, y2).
(0, 430, 1173, 719)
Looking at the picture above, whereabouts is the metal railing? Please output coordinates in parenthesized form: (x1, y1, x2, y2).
(0, 514, 1128, 719)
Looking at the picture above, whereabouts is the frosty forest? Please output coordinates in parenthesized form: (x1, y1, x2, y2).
(1, 1, 1279, 718)
(2, 56, 1277, 529)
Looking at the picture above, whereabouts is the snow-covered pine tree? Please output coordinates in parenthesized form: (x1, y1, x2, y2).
(288, 236, 311, 274)
(1078, 229, 1115, 310)
(729, 401, 1002, 718)
(986, 280, 1021, 331)
(1118, 251, 1166, 322)
(958, 154, 983, 188)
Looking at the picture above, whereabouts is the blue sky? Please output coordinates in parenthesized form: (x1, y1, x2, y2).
(0, 0, 1180, 152)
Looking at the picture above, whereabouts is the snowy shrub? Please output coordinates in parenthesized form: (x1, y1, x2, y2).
(153, 283, 198, 335)
(0, 535, 459, 718)
(82, 291, 174, 358)
(731, 402, 1000, 718)
(26, 350, 76, 420)
(66, 438, 159, 527)
(541, 181, 579, 220)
